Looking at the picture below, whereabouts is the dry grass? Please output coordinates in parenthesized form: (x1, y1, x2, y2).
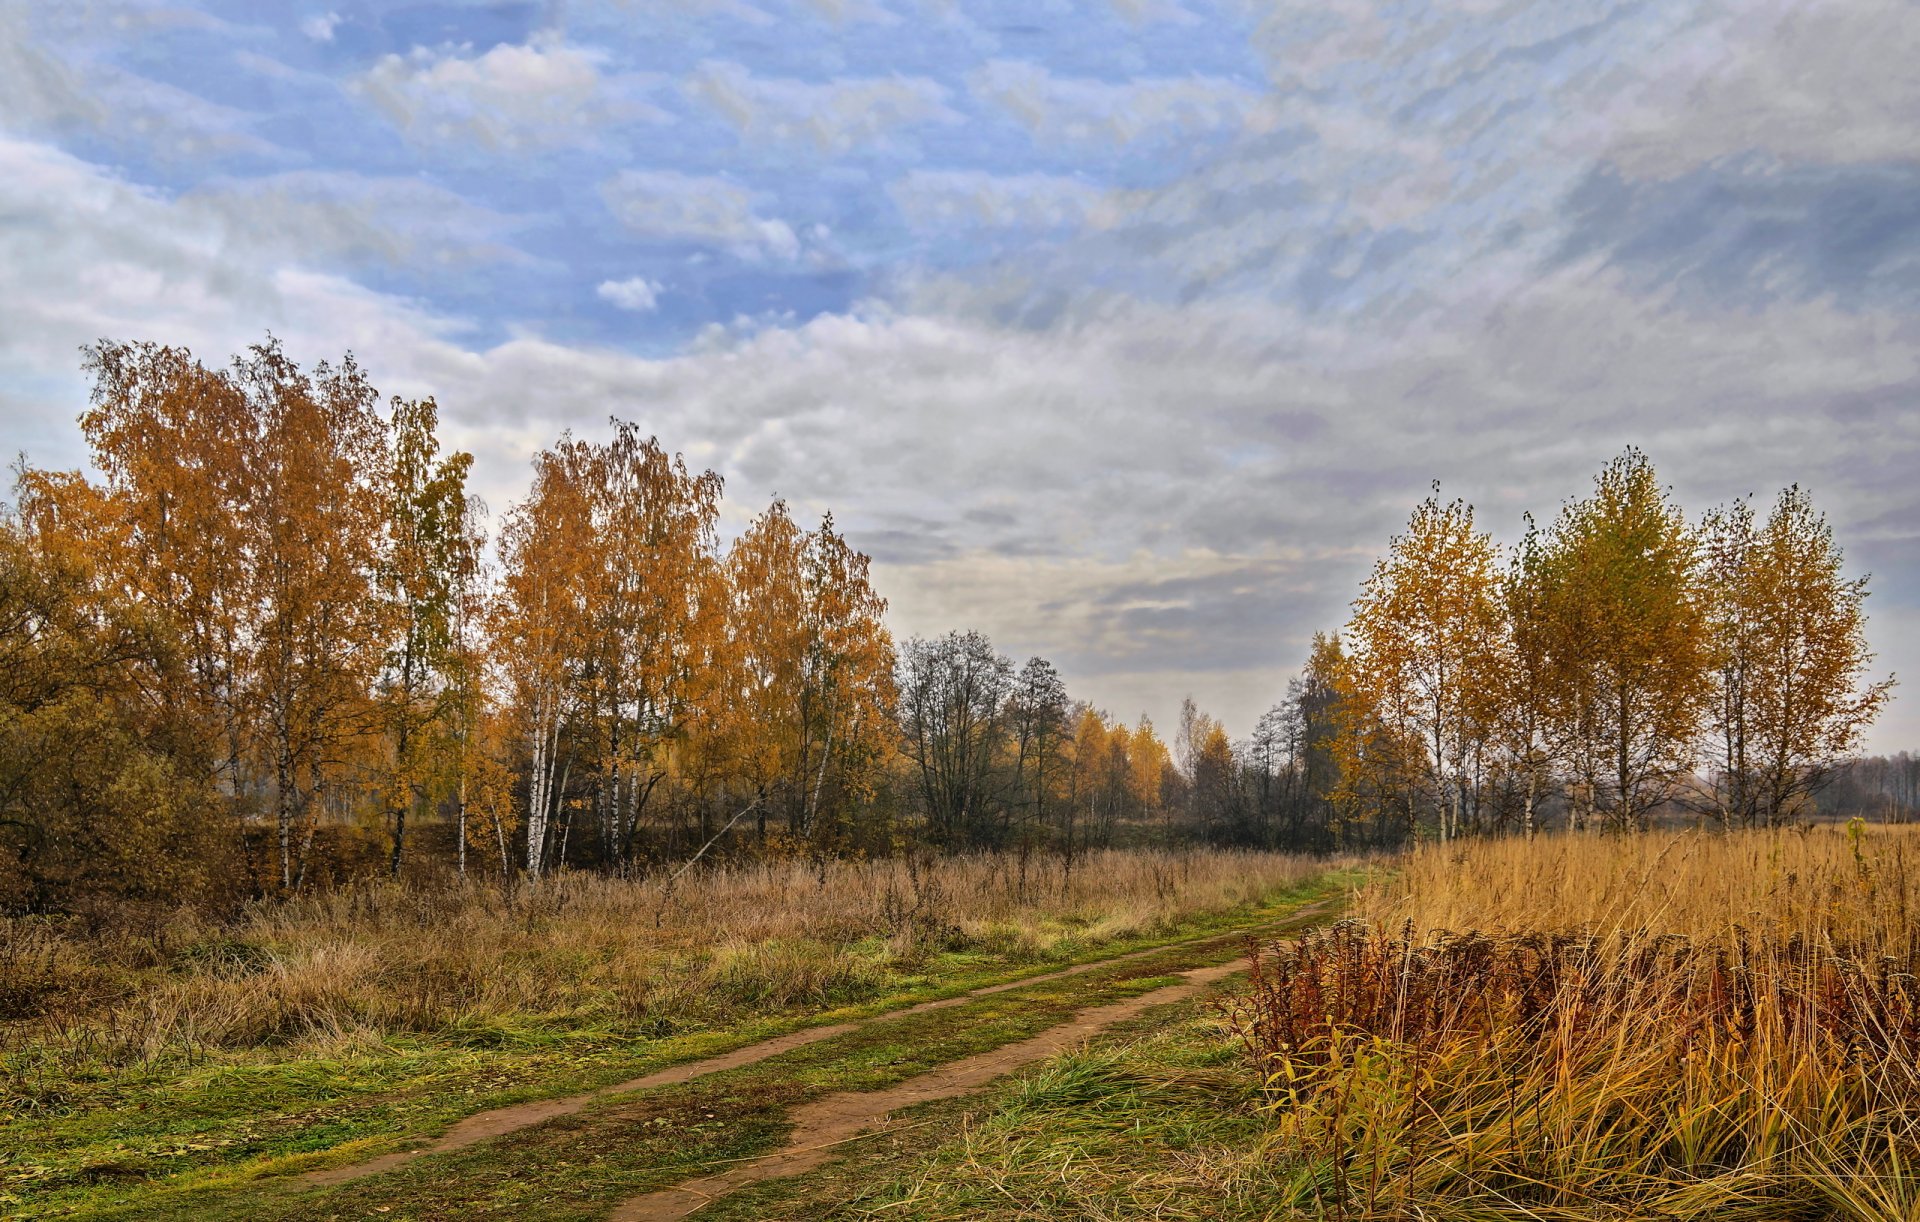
(1224, 825, 1920, 1220)
(0, 848, 1326, 1068)
(1354, 822, 1920, 952)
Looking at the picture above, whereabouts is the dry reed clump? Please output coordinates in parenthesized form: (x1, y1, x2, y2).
(0, 848, 1327, 1071)
(1224, 826, 1920, 1221)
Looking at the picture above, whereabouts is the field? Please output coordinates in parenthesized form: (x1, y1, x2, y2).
(0, 848, 1344, 1219)
(9, 829, 1917, 1220)
(755, 825, 1918, 1221)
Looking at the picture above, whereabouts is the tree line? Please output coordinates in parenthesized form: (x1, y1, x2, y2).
(1314, 449, 1893, 839)
(0, 339, 1277, 913)
(1, 342, 1896, 912)
(1814, 753, 1920, 821)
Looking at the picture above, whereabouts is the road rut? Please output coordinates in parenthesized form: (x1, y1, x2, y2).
(606, 957, 1250, 1221)
(300, 901, 1325, 1191)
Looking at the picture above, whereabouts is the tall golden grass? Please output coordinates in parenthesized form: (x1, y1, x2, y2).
(1, 849, 1325, 1067)
(1355, 823, 1920, 952)
(1229, 825, 1920, 1221)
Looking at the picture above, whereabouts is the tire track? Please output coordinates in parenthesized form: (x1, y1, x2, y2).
(300, 900, 1326, 1189)
(606, 958, 1252, 1221)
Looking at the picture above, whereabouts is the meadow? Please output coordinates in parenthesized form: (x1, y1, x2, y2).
(780, 825, 1920, 1222)
(10, 829, 1919, 1219)
(0, 848, 1339, 1217)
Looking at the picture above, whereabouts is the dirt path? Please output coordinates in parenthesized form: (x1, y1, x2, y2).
(606, 957, 1251, 1221)
(300, 905, 1322, 1190)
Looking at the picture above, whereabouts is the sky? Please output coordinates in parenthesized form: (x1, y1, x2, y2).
(1, 0, 1916, 751)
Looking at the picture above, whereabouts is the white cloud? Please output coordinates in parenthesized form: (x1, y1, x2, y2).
(0, 1, 275, 161)
(299, 12, 340, 42)
(0, 136, 474, 477)
(686, 60, 957, 155)
(180, 171, 528, 269)
(969, 59, 1264, 148)
(890, 170, 1122, 232)
(354, 31, 661, 151)
(351, 273, 1910, 743)
(6, 0, 1920, 750)
(596, 275, 661, 311)
(600, 169, 801, 261)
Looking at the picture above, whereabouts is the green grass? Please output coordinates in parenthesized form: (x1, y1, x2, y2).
(1, 874, 1349, 1219)
(693, 977, 1286, 1220)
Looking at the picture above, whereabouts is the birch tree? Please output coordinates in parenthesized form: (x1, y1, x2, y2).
(1703, 486, 1893, 826)
(495, 440, 596, 881)
(379, 395, 475, 876)
(1536, 449, 1710, 831)
(1342, 490, 1506, 842)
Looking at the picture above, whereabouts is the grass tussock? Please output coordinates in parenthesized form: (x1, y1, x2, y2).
(1225, 825, 1920, 1221)
(0, 849, 1326, 1073)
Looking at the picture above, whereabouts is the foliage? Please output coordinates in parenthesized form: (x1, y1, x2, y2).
(1342, 490, 1506, 842)
(1327, 448, 1890, 841)
(1703, 486, 1895, 826)
(0, 490, 220, 913)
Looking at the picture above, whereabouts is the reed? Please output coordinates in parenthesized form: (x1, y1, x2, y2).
(1226, 825, 1920, 1220)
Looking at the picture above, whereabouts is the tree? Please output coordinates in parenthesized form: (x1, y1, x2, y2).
(1496, 516, 1564, 838)
(238, 341, 390, 891)
(0, 470, 220, 912)
(1342, 489, 1507, 842)
(1703, 486, 1894, 826)
(494, 438, 597, 881)
(723, 502, 895, 852)
(81, 337, 391, 892)
(78, 341, 258, 870)
(722, 500, 809, 840)
(1008, 657, 1070, 845)
(1068, 705, 1112, 847)
(793, 512, 896, 849)
(379, 395, 476, 876)
(897, 631, 1011, 847)
(1536, 449, 1710, 831)
(1291, 632, 1348, 845)
(579, 423, 724, 868)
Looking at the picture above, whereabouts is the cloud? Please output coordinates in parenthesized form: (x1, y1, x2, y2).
(299, 12, 340, 42)
(969, 59, 1265, 149)
(1559, 158, 1920, 311)
(597, 276, 661, 311)
(600, 169, 801, 261)
(1603, 0, 1920, 178)
(508, 284, 1910, 737)
(686, 60, 958, 155)
(179, 171, 528, 270)
(0, 136, 474, 478)
(890, 170, 1121, 232)
(4, 0, 1918, 755)
(0, 1, 276, 162)
(354, 31, 662, 151)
